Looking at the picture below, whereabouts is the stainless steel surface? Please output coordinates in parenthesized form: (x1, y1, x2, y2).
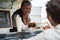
(0, 31, 42, 40)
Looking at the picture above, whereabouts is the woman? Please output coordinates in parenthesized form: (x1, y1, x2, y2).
(11, 1, 31, 32)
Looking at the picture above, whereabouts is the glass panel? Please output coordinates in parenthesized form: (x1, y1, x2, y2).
(0, 10, 11, 28)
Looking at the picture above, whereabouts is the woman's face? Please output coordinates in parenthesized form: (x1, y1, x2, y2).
(22, 4, 31, 17)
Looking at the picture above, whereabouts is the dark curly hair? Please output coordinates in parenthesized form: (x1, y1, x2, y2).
(21, 0, 31, 8)
(46, 0, 60, 24)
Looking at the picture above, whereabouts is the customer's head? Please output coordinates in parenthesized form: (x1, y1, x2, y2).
(46, 0, 60, 26)
(21, 1, 31, 17)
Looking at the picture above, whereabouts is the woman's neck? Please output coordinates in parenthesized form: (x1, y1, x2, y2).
(22, 16, 29, 25)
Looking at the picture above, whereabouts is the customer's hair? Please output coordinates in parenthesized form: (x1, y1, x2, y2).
(46, 0, 60, 23)
(21, 0, 31, 8)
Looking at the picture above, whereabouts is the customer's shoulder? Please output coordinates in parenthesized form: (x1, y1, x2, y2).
(42, 29, 56, 35)
(44, 29, 54, 32)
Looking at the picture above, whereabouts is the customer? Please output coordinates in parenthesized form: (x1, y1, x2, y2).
(26, 0, 60, 40)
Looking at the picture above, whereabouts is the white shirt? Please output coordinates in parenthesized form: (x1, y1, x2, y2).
(24, 24, 60, 40)
(16, 15, 28, 32)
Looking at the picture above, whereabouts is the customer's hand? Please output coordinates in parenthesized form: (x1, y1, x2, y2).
(43, 22, 51, 30)
(43, 25, 51, 30)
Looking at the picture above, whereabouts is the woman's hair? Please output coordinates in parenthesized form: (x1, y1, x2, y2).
(46, 0, 60, 23)
(21, 0, 31, 8)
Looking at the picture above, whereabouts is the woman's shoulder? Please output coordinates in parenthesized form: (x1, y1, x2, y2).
(14, 9, 22, 14)
(12, 9, 22, 17)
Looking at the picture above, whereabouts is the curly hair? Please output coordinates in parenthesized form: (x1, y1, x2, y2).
(21, 0, 31, 8)
(46, 0, 60, 23)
